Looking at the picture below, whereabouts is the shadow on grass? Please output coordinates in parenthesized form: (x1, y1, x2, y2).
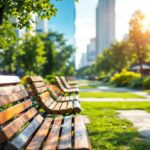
(89, 130, 150, 150)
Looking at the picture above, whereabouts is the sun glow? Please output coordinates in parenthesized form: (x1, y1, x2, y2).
(116, 0, 150, 40)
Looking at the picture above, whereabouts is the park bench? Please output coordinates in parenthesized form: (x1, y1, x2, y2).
(27, 76, 81, 115)
(60, 76, 78, 89)
(55, 76, 79, 94)
(47, 84, 80, 102)
(0, 75, 91, 150)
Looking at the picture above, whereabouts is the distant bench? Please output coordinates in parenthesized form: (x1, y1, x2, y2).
(0, 75, 91, 149)
(27, 76, 81, 115)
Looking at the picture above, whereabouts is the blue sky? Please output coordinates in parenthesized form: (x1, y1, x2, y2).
(48, 0, 75, 44)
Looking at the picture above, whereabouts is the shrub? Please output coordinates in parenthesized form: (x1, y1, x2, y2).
(111, 69, 142, 87)
(130, 78, 143, 88)
(45, 74, 56, 84)
(143, 76, 150, 89)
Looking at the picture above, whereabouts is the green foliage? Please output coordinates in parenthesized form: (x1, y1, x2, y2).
(40, 31, 76, 76)
(111, 69, 142, 87)
(143, 76, 150, 89)
(0, 0, 57, 28)
(0, 21, 19, 73)
(94, 40, 136, 75)
(130, 78, 144, 88)
(16, 33, 46, 75)
(45, 74, 56, 84)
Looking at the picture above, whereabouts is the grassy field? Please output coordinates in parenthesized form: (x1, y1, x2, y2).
(79, 92, 145, 98)
(81, 102, 150, 150)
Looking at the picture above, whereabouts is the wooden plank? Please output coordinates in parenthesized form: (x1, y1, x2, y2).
(26, 76, 43, 83)
(9, 115, 44, 150)
(38, 92, 49, 100)
(57, 116, 72, 149)
(60, 102, 67, 114)
(57, 95, 63, 101)
(0, 85, 25, 95)
(0, 108, 37, 143)
(0, 100, 32, 125)
(33, 86, 47, 94)
(53, 102, 62, 114)
(73, 101, 81, 113)
(74, 115, 91, 150)
(43, 117, 62, 150)
(67, 101, 73, 113)
(0, 75, 20, 85)
(30, 82, 45, 89)
(74, 95, 79, 101)
(0, 90, 29, 107)
(48, 101, 57, 112)
(60, 76, 70, 89)
(26, 118, 53, 150)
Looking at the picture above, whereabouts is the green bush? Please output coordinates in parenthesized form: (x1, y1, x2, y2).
(45, 74, 56, 84)
(98, 72, 111, 82)
(130, 78, 143, 88)
(111, 69, 142, 87)
(143, 76, 150, 89)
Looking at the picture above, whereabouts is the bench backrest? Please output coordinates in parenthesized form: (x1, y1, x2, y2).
(60, 76, 71, 89)
(55, 76, 68, 91)
(26, 76, 58, 110)
(0, 75, 41, 149)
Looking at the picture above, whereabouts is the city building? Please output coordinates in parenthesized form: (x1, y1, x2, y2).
(79, 52, 88, 68)
(96, 0, 116, 55)
(35, 16, 48, 34)
(87, 38, 96, 66)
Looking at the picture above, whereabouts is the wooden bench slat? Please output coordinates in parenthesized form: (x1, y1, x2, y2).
(9, 114, 44, 150)
(74, 115, 91, 150)
(33, 86, 47, 94)
(53, 102, 62, 114)
(0, 90, 28, 107)
(67, 101, 73, 113)
(74, 101, 81, 113)
(43, 117, 63, 150)
(0, 85, 25, 95)
(26, 118, 53, 150)
(26, 76, 43, 82)
(0, 100, 32, 125)
(0, 108, 37, 143)
(57, 116, 72, 149)
(30, 82, 45, 89)
(48, 101, 57, 111)
(60, 102, 67, 114)
(0, 75, 20, 85)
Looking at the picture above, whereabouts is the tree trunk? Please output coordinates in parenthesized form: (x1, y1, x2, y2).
(136, 45, 143, 76)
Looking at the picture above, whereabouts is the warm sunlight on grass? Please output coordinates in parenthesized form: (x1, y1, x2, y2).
(81, 102, 150, 149)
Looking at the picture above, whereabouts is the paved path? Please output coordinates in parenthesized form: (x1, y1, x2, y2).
(80, 98, 150, 102)
(118, 110, 150, 141)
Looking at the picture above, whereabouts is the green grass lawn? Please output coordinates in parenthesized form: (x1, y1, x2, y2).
(81, 102, 150, 150)
(79, 92, 145, 98)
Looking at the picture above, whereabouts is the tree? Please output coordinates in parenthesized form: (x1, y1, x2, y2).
(16, 33, 46, 75)
(94, 40, 136, 75)
(40, 31, 75, 76)
(0, 21, 19, 73)
(0, 0, 77, 28)
(129, 10, 150, 75)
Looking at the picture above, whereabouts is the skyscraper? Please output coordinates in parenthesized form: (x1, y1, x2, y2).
(96, 0, 116, 55)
